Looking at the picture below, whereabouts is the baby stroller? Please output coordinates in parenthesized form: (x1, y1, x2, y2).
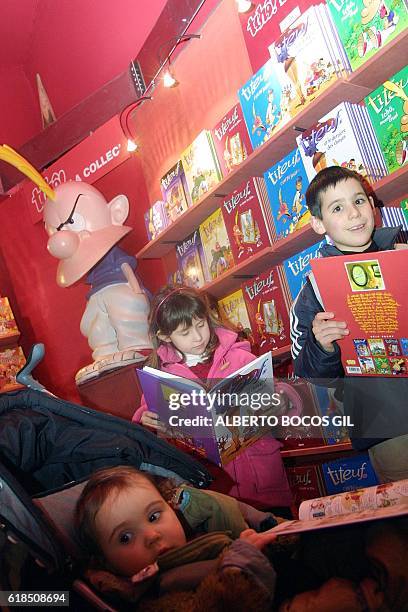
(0, 346, 212, 610)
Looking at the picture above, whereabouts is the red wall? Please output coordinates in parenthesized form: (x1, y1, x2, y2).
(0, 0, 251, 404)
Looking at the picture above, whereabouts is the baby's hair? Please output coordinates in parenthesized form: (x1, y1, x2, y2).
(147, 284, 221, 369)
(306, 166, 371, 219)
(74, 465, 175, 566)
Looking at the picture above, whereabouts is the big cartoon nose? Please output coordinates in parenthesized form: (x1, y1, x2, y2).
(47, 230, 80, 259)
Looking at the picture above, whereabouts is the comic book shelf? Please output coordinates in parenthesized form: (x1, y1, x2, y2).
(136, 30, 408, 460)
(0, 297, 24, 395)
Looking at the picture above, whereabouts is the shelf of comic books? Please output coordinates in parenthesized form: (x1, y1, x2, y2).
(0, 296, 25, 394)
(281, 441, 353, 459)
(136, 79, 369, 260)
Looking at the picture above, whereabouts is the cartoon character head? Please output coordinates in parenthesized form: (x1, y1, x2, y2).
(43, 181, 131, 287)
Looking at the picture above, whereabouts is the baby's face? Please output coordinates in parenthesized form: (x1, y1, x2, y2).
(94, 477, 186, 577)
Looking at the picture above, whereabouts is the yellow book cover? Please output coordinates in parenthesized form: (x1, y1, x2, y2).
(218, 289, 253, 339)
(199, 208, 235, 280)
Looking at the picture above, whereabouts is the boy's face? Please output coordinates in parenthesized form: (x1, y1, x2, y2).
(94, 477, 186, 577)
(310, 178, 375, 252)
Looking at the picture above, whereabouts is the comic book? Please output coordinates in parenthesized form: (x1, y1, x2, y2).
(321, 453, 379, 495)
(180, 131, 223, 205)
(0, 297, 19, 340)
(0, 346, 26, 393)
(310, 249, 408, 376)
(296, 101, 387, 184)
(217, 289, 254, 342)
(365, 65, 408, 175)
(286, 464, 325, 509)
(175, 229, 208, 289)
(267, 5, 349, 121)
(312, 384, 350, 445)
(238, 58, 287, 150)
(221, 177, 275, 262)
(380, 200, 408, 243)
(160, 160, 191, 223)
(199, 208, 235, 281)
(212, 103, 253, 176)
(144, 201, 169, 241)
(241, 266, 290, 353)
(280, 238, 327, 306)
(265, 479, 408, 536)
(238, 0, 315, 72)
(327, 0, 408, 72)
(264, 148, 311, 240)
(137, 352, 277, 467)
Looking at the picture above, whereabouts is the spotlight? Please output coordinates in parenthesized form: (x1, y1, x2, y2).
(127, 139, 138, 152)
(236, 0, 254, 13)
(163, 66, 179, 88)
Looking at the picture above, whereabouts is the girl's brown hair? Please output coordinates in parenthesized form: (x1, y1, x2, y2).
(147, 285, 222, 369)
(74, 466, 175, 566)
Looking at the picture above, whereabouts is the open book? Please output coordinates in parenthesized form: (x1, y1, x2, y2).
(309, 249, 408, 377)
(268, 479, 408, 536)
(137, 352, 278, 466)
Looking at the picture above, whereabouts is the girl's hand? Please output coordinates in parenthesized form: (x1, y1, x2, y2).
(140, 411, 167, 432)
(239, 528, 277, 550)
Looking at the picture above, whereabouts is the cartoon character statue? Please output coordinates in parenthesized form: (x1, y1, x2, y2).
(0, 145, 152, 385)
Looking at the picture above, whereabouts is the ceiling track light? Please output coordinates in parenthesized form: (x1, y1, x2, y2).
(163, 63, 179, 88)
(120, 96, 152, 152)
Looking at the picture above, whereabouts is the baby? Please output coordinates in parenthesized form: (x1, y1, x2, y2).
(74, 465, 279, 584)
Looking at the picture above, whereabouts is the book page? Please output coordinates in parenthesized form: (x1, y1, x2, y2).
(298, 479, 408, 521)
(142, 366, 204, 392)
(268, 502, 408, 537)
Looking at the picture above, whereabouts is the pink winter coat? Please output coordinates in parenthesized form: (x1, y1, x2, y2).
(132, 327, 292, 508)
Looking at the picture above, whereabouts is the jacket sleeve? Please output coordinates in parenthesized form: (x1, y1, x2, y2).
(132, 394, 147, 423)
(219, 539, 276, 599)
(290, 279, 344, 382)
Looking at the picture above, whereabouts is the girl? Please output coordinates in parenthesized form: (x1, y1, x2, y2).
(132, 284, 293, 509)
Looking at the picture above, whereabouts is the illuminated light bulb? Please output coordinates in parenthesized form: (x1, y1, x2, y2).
(163, 68, 179, 88)
(236, 0, 254, 13)
(127, 139, 138, 152)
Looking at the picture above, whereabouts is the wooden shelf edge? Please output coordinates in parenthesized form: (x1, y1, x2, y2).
(281, 441, 353, 458)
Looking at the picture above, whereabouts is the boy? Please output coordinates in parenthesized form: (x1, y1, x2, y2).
(290, 166, 408, 481)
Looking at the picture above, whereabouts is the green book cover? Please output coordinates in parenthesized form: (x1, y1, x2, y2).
(327, 0, 408, 71)
(365, 65, 408, 174)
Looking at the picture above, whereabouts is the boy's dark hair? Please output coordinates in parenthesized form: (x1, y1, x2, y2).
(306, 166, 370, 219)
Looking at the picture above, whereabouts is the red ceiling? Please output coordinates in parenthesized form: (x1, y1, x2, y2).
(0, 0, 168, 147)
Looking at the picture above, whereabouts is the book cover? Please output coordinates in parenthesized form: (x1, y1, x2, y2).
(281, 239, 326, 305)
(144, 200, 169, 241)
(160, 160, 191, 223)
(286, 464, 325, 510)
(0, 346, 26, 393)
(268, 6, 343, 119)
(241, 266, 290, 353)
(137, 352, 277, 467)
(296, 102, 380, 184)
(221, 177, 274, 262)
(0, 297, 19, 339)
(199, 208, 235, 281)
(327, 0, 408, 72)
(310, 249, 408, 376)
(380, 200, 408, 243)
(218, 289, 254, 343)
(212, 103, 253, 176)
(365, 65, 408, 175)
(238, 0, 316, 73)
(264, 148, 311, 239)
(238, 58, 287, 151)
(180, 130, 223, 205)
(312, 384, 350, 445)
(321, 453, 379, 495)
(175, 229, 208, 289)
(274, 361, 325, 449)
